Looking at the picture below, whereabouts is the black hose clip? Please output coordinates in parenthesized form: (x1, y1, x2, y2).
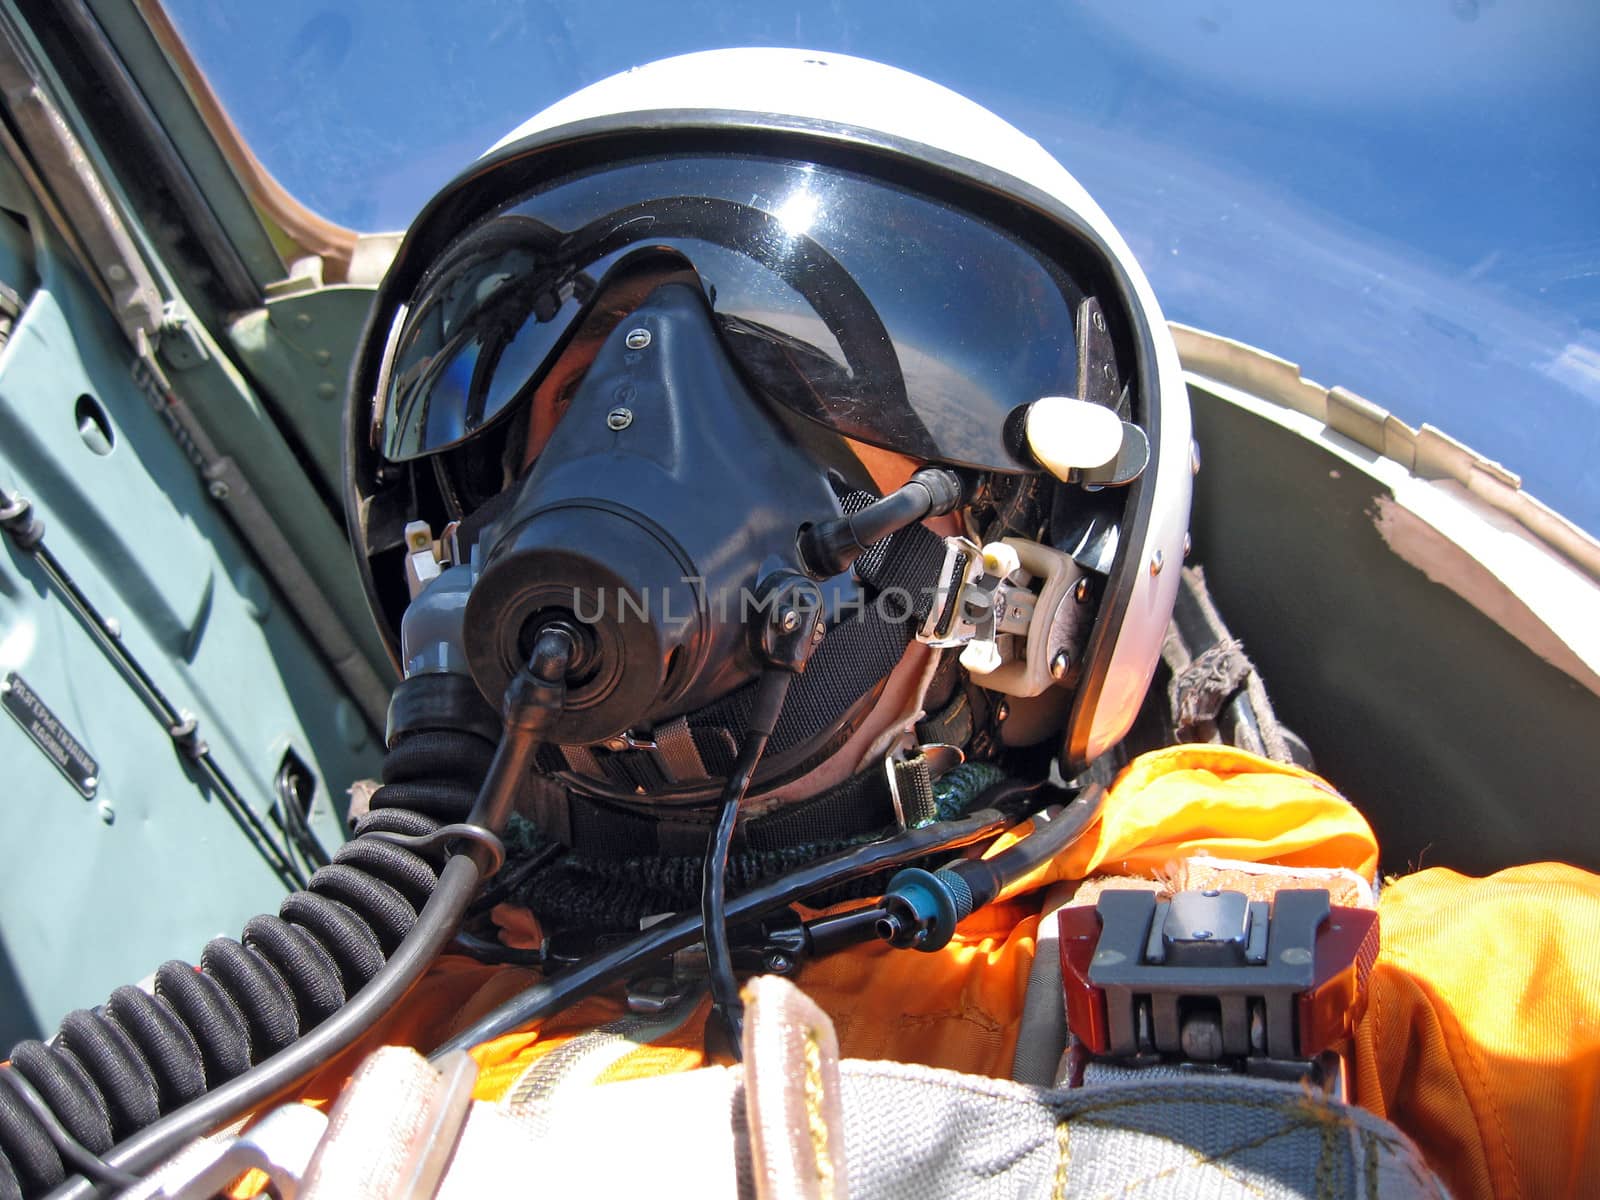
(364, 822, 508, 878)
(752, 571, 825, 673)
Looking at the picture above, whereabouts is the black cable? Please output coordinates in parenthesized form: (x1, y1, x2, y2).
(276, 779, 333, 874)
(0, 1076, 137, 1192)
(702, 669, 792, 1057)
(431, 798, 1016, 1057)
(465, 842, 564, 917)
(0, 721, 493, 1200)
(875, 782, 1108, 953)
(447, 931, 544, 968)
(977, 782, 1106, 881)
(43, 858, 488, 1200)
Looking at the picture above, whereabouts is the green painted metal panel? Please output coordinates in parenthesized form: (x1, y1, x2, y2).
(0, 161, 381, 1048)
(227, 283, 380, 499)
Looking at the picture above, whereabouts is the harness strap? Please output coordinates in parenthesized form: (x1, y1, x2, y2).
(440, 974, 1447, 1200)
(652, 715, 709, 783)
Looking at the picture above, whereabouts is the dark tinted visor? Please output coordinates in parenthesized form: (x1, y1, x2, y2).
(376, 155, 1088, 468)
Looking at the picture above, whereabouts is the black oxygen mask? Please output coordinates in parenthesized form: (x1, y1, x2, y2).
(461, 282, 842, 745)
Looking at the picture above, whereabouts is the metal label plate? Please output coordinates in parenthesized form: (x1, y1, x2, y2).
(2, 671, 99, 796)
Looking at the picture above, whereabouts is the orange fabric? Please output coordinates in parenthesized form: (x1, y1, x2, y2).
(1356, 864, 1600, 1200)
(454, 744, 1376, 1087)
(282, 745, 1597, 1200)
(794, 898, 1043, 1077)
(992, 744, 1379, 902)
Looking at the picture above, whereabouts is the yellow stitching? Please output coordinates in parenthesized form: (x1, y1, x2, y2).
(1292, 1085, 1359, 1134)
(1053, 1120, 1072, 1200)
(1315, 1110, 1336, 1200)
(1362, 1129, 1379, 1200)
(802, 1026, 835, 1200)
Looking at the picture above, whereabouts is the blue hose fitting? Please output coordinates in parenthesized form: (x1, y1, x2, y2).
(877, 867, 975, 952)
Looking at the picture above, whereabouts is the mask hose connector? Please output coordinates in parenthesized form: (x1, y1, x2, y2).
(798, 467, 964, 579)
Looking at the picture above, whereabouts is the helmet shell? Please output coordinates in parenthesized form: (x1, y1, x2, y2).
(347, 48, 1191, 767)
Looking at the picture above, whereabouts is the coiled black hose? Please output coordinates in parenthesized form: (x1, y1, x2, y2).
(0, 722, 494, 1200)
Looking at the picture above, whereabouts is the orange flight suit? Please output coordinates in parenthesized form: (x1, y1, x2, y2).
(292, 745, 1600, 1200)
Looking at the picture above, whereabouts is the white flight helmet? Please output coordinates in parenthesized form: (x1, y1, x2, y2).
(347, 47, 1190, 799)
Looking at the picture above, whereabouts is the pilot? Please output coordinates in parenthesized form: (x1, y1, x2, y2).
(1, 48, 1594, 1200)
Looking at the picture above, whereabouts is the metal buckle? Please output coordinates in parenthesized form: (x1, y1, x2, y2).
(915, 537, 1088, 697)
(601, 729, 659, 752)
(124, 1103, 326, 1199)
(1060, 887, 1378, 1066)
(883, 743, 964, 830)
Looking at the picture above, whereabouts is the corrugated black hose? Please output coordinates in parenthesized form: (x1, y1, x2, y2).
(0, 628, 574, 1200)
(0, 720, 489, 1198)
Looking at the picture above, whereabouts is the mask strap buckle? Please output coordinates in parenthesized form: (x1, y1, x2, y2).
(916, 537, 1090, 698)
(883, 743, 964, 830)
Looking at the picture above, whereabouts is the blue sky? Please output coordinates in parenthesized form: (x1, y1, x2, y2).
(167, 0, 1600, 532)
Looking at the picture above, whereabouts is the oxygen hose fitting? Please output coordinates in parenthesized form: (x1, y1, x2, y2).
(798, 467, 965, 579)
(876, 851, 1015, 952)
(876, 783, 1108, 953)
